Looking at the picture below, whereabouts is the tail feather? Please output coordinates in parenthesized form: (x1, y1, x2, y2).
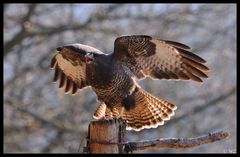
(93, 87, 177, 131)
(93, 102, 106, 119)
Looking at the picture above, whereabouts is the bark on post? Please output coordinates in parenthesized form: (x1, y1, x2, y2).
(86, 119, 126, 154)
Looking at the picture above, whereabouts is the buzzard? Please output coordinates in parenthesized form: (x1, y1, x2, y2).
(50, 35, 209, 131)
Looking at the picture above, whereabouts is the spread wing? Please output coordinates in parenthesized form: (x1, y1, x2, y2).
(113, 35, 209, 82)
(50, 48, 88, 95)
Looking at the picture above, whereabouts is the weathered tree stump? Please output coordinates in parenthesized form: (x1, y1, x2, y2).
(86, 119, 126, 154)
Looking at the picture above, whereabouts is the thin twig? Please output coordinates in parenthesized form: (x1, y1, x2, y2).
(124, 131, 229, 153)
(4, 4, 36, 56)
(5, 99, 84, 134)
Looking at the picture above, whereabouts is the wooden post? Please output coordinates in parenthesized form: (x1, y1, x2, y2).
(83, 119, 229, 154)
(86, 119, 126, 154)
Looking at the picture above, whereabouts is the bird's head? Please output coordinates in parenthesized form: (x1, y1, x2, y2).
(84, 51, 94, 64)
(56, 43, 104, 64)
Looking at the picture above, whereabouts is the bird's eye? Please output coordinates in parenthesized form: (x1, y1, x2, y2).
(85, 52, 94, 63)
(86, 52, 92, 55)
(56, 47, 63, 51)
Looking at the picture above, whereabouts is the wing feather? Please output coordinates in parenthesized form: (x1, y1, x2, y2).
(72, 83, 78, 95)
(50, 54, 57, 68)
(113, 35, 209, 82)
(50, 49, 89, 95)
(59, 72, 66, 88)
(163, 40, 191, 50)
(65, 79, 72, 93)
(176, 48, 206, 63)
(53, 65, 60, 82)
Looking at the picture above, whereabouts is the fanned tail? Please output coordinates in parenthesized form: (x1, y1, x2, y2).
(93, 87, 177, 131)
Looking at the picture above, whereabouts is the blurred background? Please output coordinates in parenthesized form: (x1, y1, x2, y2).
(4, 3, 236, 153)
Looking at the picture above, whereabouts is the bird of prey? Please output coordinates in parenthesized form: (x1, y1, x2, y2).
(50, 35, 209, 131)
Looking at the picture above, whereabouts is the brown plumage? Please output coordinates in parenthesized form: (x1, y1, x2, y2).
(50, 35, 209, 131)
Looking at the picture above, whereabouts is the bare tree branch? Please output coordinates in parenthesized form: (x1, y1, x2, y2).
(29, 4, 125, 37)
(124, 131, 229, 153)
(4, 99, 85, 134)
(4, 4, 124, 58)
(4, 4, 36, 56)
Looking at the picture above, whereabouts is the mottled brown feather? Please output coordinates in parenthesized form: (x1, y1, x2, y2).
(51, 35, 209, 131)
(53, 66, 60, 82)
(65, 79, 72, 93)
(93, 103, 106, 119)
(51, 50, 89, 94)
(163, 40, 191, 50)
(176, 48, 206, 63)
(59, 73, 66, 88)
(93, 87, 177, 131)
(182, 57, 209, 72)
(50, 54, 57, 69)
(113, 35, 209, 82)
(72, 83, 78, 95)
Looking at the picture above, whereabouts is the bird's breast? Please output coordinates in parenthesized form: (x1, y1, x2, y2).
(91, 65, 135, 107)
